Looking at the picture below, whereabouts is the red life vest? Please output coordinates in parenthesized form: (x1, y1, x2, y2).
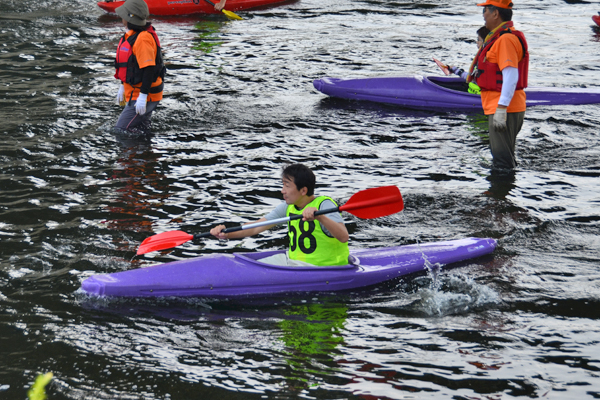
(474, 28, 529, 92)
(114, 25, 165, 92)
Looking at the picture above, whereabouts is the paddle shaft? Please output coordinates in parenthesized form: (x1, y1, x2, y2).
(192, 191, 400, 240)
(136, 185, 403, 255)
(192, 206, 341, 240)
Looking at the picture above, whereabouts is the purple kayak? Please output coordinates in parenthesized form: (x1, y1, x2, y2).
(81, 237, 496, 298)
(313, 75, 600, 112)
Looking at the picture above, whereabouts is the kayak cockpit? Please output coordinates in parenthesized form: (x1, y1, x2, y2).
(234, 250, 360, 271)
(425, 76, 473, 95)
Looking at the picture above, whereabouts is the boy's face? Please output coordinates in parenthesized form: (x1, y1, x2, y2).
(281, 176, 307, 205)
(477, 36, 484, 48)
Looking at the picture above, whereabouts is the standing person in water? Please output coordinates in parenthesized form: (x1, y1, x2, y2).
(210, 164, 350, 266)
(114, 0, 165, 135)
(468, 0, 529, 169)
(447, 26, 491, 95)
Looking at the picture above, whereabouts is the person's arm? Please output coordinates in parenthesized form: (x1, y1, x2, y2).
(210, 218, 275, 240)
(139, 66, 154, 95)
(497, 66, 518, 109)
(449, 66, 469, 81)
(302, 207, 349, 243)
(210, 202, 286, 240)
(132, 33, 157, 113)
(316, 214, 349, 243)
(214, 0, 226, 10)
(135, 69, 153, 114)
(495, 34, 522, 110)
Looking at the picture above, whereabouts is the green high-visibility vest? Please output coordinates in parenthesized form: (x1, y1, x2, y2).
(286, 196, 349, 266)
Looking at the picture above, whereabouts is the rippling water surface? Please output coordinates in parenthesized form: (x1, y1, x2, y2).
(1, 0, 600, 398)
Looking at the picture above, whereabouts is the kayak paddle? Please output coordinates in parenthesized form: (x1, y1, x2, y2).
(203, 0, 243, 20)
(137, 185, 404, 255)
(433, 58, 450, 76)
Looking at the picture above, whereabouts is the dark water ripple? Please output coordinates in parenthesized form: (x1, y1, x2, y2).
(1, 0, 600, 398)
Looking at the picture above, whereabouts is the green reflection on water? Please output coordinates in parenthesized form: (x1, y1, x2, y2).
(192, 20, 224, 53)
(465, 113, 489, 139)
(281, 303, 346, 355)
(278, 302, 347, 390)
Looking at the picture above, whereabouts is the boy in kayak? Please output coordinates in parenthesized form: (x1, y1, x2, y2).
(210, 164, 350, 266)
(114, 0, 165, 135)
(447, 26, 490, 95)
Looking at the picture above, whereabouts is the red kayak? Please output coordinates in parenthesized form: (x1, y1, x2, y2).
(98, 0, 290, 16)
(593, 14, 600, 27)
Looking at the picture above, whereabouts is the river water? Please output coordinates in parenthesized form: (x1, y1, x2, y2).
(1, 0, 600, 398)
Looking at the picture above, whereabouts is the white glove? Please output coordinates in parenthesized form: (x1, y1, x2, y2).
(135, 92, 148, 115)
(116, 84, 125, 106)
(492, 108, 507, 131)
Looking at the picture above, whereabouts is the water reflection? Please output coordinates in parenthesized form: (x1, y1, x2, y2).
(104, 133, 169, 252)
(74, 295, 350, 395)
(315, 97, 443, 120)
(484, 170, 516, 200)
(592, 25, 600, 42)
(192, 20, 225, 53)
(278, 302, 347, 392)
(465, 113, 489, 140)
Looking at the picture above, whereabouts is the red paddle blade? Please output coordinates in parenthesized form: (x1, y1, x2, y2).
(339, 186, 403, 219)
(137, 230, 194, 255)
(433, 58, 450, 76)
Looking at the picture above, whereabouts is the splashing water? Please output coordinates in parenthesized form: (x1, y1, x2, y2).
(421, 251, 442, 291)
(402, 232, 502, 317)
(415, 268, 502, 316)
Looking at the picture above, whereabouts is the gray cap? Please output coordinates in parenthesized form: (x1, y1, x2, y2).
(116, 0, 149, 26)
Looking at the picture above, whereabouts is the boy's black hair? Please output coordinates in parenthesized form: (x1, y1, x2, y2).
(477, 26, 491, 40)
(127, 21, 152, 32)
(282, 164, 315, 196)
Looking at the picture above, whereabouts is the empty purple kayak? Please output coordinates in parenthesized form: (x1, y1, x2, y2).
(313, 75, 600, 111)
(81, 237, 496, 298)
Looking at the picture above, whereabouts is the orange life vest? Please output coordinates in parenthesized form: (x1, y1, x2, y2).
(472, 25, 529, 92)
(114, 25, 165, 92)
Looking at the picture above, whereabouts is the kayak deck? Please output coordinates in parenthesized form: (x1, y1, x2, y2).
(81, 237, 497, 298)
